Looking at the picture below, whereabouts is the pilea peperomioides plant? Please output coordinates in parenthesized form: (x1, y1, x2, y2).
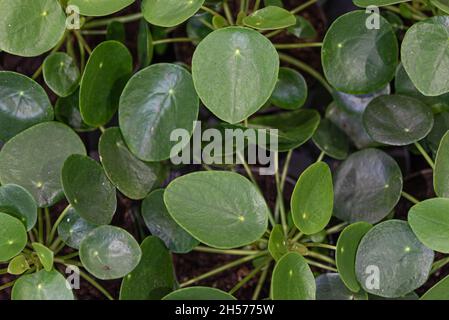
(0, 0, 449, 302)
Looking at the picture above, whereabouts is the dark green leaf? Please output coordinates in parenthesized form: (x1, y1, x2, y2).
(0, 184, 37, 231)
(270, 67, 308, 110)
(43, 52, 80, 97)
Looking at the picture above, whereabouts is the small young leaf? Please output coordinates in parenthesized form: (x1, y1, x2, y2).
(336, 222, 373, 292)
(0, 122, 86, 207)
(7, 255, 29, 275)
(12, 270, 74, 300)
(142, 0, 205, 27)
(192, 27, 279, 124)
(434, 131, 449, 197)
(61, 154, 117, 225)
(355, 220, 434, 298)
(0, 71, 53, 141)
(270, 67, 308, 110)
(243, 6, 296, 30)
(291, 162, 333, 235)
(0, 184, 37, 231)
(120, 236, 175, 300)
(408, 198, 449, 253)
(142, 189, 199, 254)
(316, 273, 368, 300)
(79, 226, 142, 280)
(268, 224, 288, 261)
(0, 212, 27, 262)
(163, 287, 236, 300)
(32, 243, 54, 272)
(164, 171, 269, 249)
(58, 207, 97, 250)
(43, 52, 80, 97)
(271, 252, 315, 300)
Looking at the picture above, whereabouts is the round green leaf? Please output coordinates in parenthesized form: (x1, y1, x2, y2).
(57, 206, 97, 250)
(0, 122, 86, 207)
(32, 243, 53, 272)
(79, 225, 142, 280)
(68, 0, 135, 16)
(271, 252, 315, 300)
(61, 154, 117, 225)
(43, 52, 80, 97)
(0, 212, 27, 262)
(355, 220, 434, 298)
(11, 270, 73, 300)
(0, 0, 66, 57)
(402, 17, 449, 96)
(142, 189, 199, 254)
(192, 27, 279, 124)
(312, 119, 350, 160)
(7, 254, 29, 275)
(431, 0, 449, 14)
(316, 273, 368, 300)
(270, 67, 308, 110)
(322, 11, 398, 94)
(142, 0, 205, 27)
(434, 131, 449, 198)
(243, 6, 296, 30)
(336, 222, 373, 292)
(409, 198, 449, 253)
(291, 162, 333, 235)
(55, 88, 94, 132)
(119, 63, 199, 161)
(421, 273, 449, 300)
(0, 184, 37, 231)
(363, 95, 434, 146)
(248, 109, 320, 152)
(80, 41, 132, 127)
(164, 171, 269, 249)
(120, 236, 175, 300)
(163, 287, 236, 300)
(0, 71, 53, 141)
(353, 0, 410, 6)
(268, 224, 288, 261)
(99, 128, 164, 200)
(333, 148, 403, 223)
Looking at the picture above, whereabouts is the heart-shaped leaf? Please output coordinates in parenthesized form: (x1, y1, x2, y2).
(192, 27, 279, 124)
(355, 220, 434, 298)
(58, 206, 97, 250)
(0, 0, 66, 57)
(142, 0, 205, 27)
(68, 0, 135, 16)
(268, 224, 288, 261)
(79, 225, 142, 280)
(333, 148, 403, 223)
(363, 95, 434, 146)
(312, 119, 350, 160)
(402, 16, 449, 96)
(99, 128, 165, 200)
(409, 198, 449, 253)
(291, 162, 333, 235)
(43, 52, 80, 98)
(61, 154, 117, 225)
(316, 273, 368, 300)
(142, 189, 199, 254)
(322, 11, 398, 94)
(0, 212, 27, 262)
(243, 6, 296, 30)
(163, 287, 236, 300)
(80, 41, 132, 127)
(0, 71, 53, 141)
(11, 270, 73, 300)
(32, 243, 53, 272)
(119, 63, 199, 161)
(270, 67, 308, 110)
(336, 222, 373, 292)
(0, 122, 86, 207)
(434, 131, 449, 197)
(120, 236, 175, 300)
(271, 252, 315, 300)
(164, 171, 269, 249)
(0, 184, 37, 231)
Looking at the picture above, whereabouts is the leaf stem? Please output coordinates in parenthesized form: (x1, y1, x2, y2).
(316, 150, 325, 162)
(48, 205, 71, 245)
(83, 13, 143, 29)
(326, 222, 348, 235)
(307, 251, 336, 265)
(385, 5, 426, 21)
(431, 256, 449, 274)
(0, 280, 16, 292)
(275, 154, 288, 236)
(252, 260, 270, 300)
(74, 30, 92, 55)
(274, 42, 323, 49)
(278, 53, 332, 93)
(180, 251, 268, 287)
(305, 258, 338, 272)
(44, 207, 51, 245)
(201, 5, 221, 17)
(38, 208, 44, 244)
(414, 142, 435, 169)
(291, 231, 304, 243)
(401, 191, 420, 204)
(304, 243, 336, 250)
(152, 37, 193, 45)
(229, 258, 270, 295)
(223, 0, 235, 25)
(253, 0, 261, 11)
(78, 269, 114, 300)
(193, 246, 261, 255)
(291, 0, 319, 14)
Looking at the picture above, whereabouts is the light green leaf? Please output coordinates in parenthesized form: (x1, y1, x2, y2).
(268, 224, 288, 261)
(421, 273, 449, 300)
(12, 270, 73, 300)
(163, 287, 236, 300)
(243, 6, 296, 30)
(0, 212, 27, 262)
(142, 0, 205, 27)
(32, 243, 54, 272)
(7, 255, 29, 275)
(68, 0, 135, 16)
(434, 131, 449, 197)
